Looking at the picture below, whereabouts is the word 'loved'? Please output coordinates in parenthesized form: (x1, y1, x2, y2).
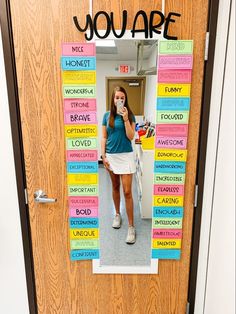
(73, 10, 181, 41)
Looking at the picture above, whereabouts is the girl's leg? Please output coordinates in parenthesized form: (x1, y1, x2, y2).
(121, 174, 134, 226)
(108, 171, 121, 215)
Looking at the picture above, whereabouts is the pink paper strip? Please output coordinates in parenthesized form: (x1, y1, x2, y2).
(154, 185, 185, 195)
(70, 207, 98, 218)
(64, 112, 97, 124)
(69, 196, 99, 207)
(156, 136, 187, 149)
(158, 55, 193, 69)
(152, 229, 182, 239)
(156, 124, 188, 137)
(158, 69, 192, 83)
(64, 99, 97, 112)
(62, 43, 95, 56)
(66, 150, 98, 162)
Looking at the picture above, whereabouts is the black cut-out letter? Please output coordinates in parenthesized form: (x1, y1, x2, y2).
(149, 11, 165, 38)
(94, 11, 111, 39)
(131, 10, 149, 38)
(111, 10, 127, 38)
(73, 15, 94, 41)
(164, 12, 181, 40)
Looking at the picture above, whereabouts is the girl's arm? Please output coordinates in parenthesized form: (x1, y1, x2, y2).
(101, 126, 110, 169)
(121, 107, 135, 140)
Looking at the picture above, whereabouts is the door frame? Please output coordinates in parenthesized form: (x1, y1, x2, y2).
(106, 76, 146, 114)
(0, 0, 219, 313)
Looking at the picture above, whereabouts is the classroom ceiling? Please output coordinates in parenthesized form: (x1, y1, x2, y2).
(96, 39, 158, 61)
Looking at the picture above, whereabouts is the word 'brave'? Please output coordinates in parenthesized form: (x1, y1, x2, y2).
(73, 10, 181, 41)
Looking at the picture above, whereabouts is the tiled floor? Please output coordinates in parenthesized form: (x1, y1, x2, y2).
(99, 166, 152, 266)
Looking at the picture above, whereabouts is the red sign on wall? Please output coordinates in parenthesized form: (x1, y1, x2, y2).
(119, 65, 130, 73)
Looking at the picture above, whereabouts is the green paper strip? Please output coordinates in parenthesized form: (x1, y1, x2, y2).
(154, 173, 185, 185)
(152, 218, 183, 229)
(70, 239, 99, 250)
(68, 185, 99, 196)
(159, 40, 193, 54)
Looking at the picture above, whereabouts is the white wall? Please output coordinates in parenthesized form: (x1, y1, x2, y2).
(143, 45, 158, 123)
(204, 1, 235, 313)
(195, 0, 235, 313)
(0, 31, 29, 313)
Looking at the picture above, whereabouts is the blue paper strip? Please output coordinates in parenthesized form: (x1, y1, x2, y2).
(61, 57, 96, 70)
(67, 162, 98, 173)
(154, 161, 186, 173)
(157, 97, 190, 111)
(70, 249, 100, 261)
(70, 218, 99, 229)
(152, 249, 181, 260)
(153, 207, 184, 218)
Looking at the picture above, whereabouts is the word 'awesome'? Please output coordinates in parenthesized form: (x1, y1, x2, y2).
(73, 10, 181, 41)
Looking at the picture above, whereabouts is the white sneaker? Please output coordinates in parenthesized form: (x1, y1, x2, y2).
(126, 226, 136, 244)
(112, 214, 121, 229)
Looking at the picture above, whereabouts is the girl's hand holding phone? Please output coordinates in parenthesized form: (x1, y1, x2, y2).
(116, 99, 124, 115)
(121, 106, 128, 122)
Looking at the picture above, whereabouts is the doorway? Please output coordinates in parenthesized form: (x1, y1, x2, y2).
(106, 77, 146, 115)
(0, 0, 219, 313)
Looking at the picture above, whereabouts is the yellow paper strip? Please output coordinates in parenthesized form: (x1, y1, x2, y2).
(70, 228, 99, 239)
(65, 125, 97, 138)
(152, 239, 182, 249)
(155, 149, 187, 162)
(157, 84, 191, 97)
(153, 196, 184, 207)
(67, 173, 98, 185)
(62, 71, 96, 84)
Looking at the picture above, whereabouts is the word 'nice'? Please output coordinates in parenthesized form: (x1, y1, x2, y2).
(73, 10, 181, 41)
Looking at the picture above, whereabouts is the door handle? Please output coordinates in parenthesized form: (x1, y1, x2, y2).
(34, 189, 57, 203)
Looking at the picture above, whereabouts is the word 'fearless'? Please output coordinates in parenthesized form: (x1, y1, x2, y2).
(73, 10, 181, 41)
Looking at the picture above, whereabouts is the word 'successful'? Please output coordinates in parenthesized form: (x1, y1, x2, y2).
(73, 10, 181, 41)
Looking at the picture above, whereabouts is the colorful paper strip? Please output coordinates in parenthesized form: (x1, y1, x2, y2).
(158, 55, 193, 69)
(153, 207, 184, 218)
(70, 249, 99, 261)
(159, 40, 193, 55)
(154, 161, 186, 173)
(157, 97, 190, 111)
(64, 99, 97, 112)
(61, 57, 96, 70)
(62, 43, 96, 56)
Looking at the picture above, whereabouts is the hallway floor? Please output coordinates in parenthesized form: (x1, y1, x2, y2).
(99, 166, 152, 266)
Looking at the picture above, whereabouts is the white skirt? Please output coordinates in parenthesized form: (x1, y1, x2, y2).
(106, 152, 136, 174)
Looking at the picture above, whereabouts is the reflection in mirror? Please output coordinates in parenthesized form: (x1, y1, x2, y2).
(96, 40, 158, 269)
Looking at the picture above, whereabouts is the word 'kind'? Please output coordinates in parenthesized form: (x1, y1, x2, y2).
(73, 10, 181, 41)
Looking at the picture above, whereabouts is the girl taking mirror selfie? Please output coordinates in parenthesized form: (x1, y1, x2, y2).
(101, 86, 136, 244)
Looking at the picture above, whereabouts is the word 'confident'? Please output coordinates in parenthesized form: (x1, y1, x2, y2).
(73, 10, 181, 41)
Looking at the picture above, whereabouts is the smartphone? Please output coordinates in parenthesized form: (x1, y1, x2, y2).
(116, 99, 124, 115)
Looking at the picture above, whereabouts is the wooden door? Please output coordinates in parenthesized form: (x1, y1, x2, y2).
(9, 0, 209, 313)
(107, 77, 146, 114)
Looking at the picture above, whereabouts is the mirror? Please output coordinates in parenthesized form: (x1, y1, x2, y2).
(94, 39, 158, 272)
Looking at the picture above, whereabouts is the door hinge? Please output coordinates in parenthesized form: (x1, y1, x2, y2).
(194, 184, 199, 208)
(205, 32, 210, 61)
(186, 301, 190, 314)
(24, 188, 28, 204)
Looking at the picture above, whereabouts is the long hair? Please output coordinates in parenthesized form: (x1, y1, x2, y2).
(109, 86, 134, 128)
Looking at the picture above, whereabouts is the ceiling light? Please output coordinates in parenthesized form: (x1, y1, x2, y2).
(95, 40, 116, 47)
